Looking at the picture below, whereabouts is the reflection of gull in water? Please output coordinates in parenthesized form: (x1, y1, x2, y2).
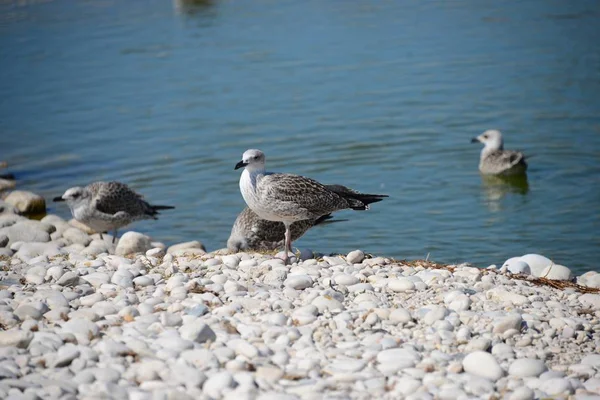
(471, 130, 528, 176)
(173, 0, 215, 15)
(480, 174, 529, 213)
(227, 207, 342, 252)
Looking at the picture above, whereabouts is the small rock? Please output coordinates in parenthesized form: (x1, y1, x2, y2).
(346, 250, 365, 264)
(463, 351, 504, 380)
(115, 232, 153, 256)
(389, 308, 412, 324)
(167, 241, 206, 254)
(508, 358, 547, 378)
(388, 278, 416, 292)
(3, 190, 46, 214)
(0, 329, 33, 348)
(284, 275, 313, 290)
(179, 323, 216, 343)
(540, 264, 572, 281)
(493, 314, 522, 334)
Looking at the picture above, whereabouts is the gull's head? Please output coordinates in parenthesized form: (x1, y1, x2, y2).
(235, 149, 266, 172)
(471, 129, 504, 151)
(53, 186, 91, 209)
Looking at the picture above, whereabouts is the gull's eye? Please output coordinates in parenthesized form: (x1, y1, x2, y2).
(482, 135, 488, 139)
(72, 193, 80, 198)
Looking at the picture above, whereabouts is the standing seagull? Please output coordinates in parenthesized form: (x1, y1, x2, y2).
(471, 130, 527, 175)
(234, 149, 387, 263)
(53, 181, 174, 242)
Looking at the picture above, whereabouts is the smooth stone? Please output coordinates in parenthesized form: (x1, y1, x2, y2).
(3, 190, 46, 214)
(579, 294, 600, 310)
(62, 227, 92, 246)
(422, 306, 448, 325)
(57, 271, 80, 286)
(167, 241, 206, 254)
(486, 288, 528, 305)
(0, 329, 33, 348)
(388, 278, 416, 292)
(334, 274, 360, 286)
(539, 378, 573, 395)
(509, 358, 547, 378)
(465, 337, 492, 352)
(51, 345, 80, 367)
(14, 304, 43, 320)
(61, 319, 99, 344)
(493, 314, 522, 334)
(115, 232, 153, 256)
(503, 257, 531, 275)
(346, 250, 365, 264)
(509, 386, 535, 400)
(284, 275, 313, 290)
(133, 276, 154, 287)
(311, 295, 344, 312)
(540, 264, 572, 281)
(203, 371, 235, 398)
(179, 323, 216, 343)
(14, 242, 60, 260)
(376, 348, 421, 374)
(389, 308, 412, 324)
(519, 254, 552, 277)
(462, 351, 504, 380)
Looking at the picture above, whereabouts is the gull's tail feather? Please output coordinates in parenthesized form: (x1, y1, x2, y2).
(146, 204, 175, 219)
(152, 205, 176, 211)
(325, 184, 388, 210)
(314, 213, 348, 226)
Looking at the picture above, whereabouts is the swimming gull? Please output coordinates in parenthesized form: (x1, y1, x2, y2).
(227, 206, 341, 252)
(53, 181, 174, 242)
(471, 130, 527, 175)
(234, 149, 388, 263)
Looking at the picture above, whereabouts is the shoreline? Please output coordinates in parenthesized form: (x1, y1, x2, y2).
(0, 213, 600, 399)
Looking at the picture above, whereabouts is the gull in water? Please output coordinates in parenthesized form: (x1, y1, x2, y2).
(227, 206, 342, 252)
(53, 181, 174, 242)
(471, 130, 527, 175)
(234, 149, 388, 263)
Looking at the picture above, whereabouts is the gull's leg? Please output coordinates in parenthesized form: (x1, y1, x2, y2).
(100, 233, 104, 240)
(112, 230, 118, 244)
(283, 223, 292, 265)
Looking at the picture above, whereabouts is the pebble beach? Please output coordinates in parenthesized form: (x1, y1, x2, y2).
(1, 208, 600, 400)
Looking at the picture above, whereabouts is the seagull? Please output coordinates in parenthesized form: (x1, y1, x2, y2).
(53, 181, 174, 242)
(234, 149, 387, 263)
(471, 130, 527, 175)
(227, 206, 342, 252)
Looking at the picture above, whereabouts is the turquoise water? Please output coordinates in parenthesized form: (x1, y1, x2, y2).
(1, 0, 599, 274)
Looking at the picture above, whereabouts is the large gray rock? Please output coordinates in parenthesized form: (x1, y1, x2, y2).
(115, 232, 153, 256)
(0, 213, 27, 228)
(15, 242, 63, 261)
(0, 220, 55, 246)
(3, 190, 46, 215)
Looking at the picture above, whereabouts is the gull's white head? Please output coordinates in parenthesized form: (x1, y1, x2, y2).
(234, 149, 266, 173)
(471, 129, 504, 152)
(53, 186, 91, 212)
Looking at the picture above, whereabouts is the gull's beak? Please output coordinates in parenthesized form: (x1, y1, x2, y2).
(53, 196, 65, 202)
(470, 137, 480, 143)
(234, 160, 248, 170)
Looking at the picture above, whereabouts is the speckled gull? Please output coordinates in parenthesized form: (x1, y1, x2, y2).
(234, 149, 388, 263)
(471, 130, 527, 175)
(227, 206, 341, 252)
(53, 181, 174, 242)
